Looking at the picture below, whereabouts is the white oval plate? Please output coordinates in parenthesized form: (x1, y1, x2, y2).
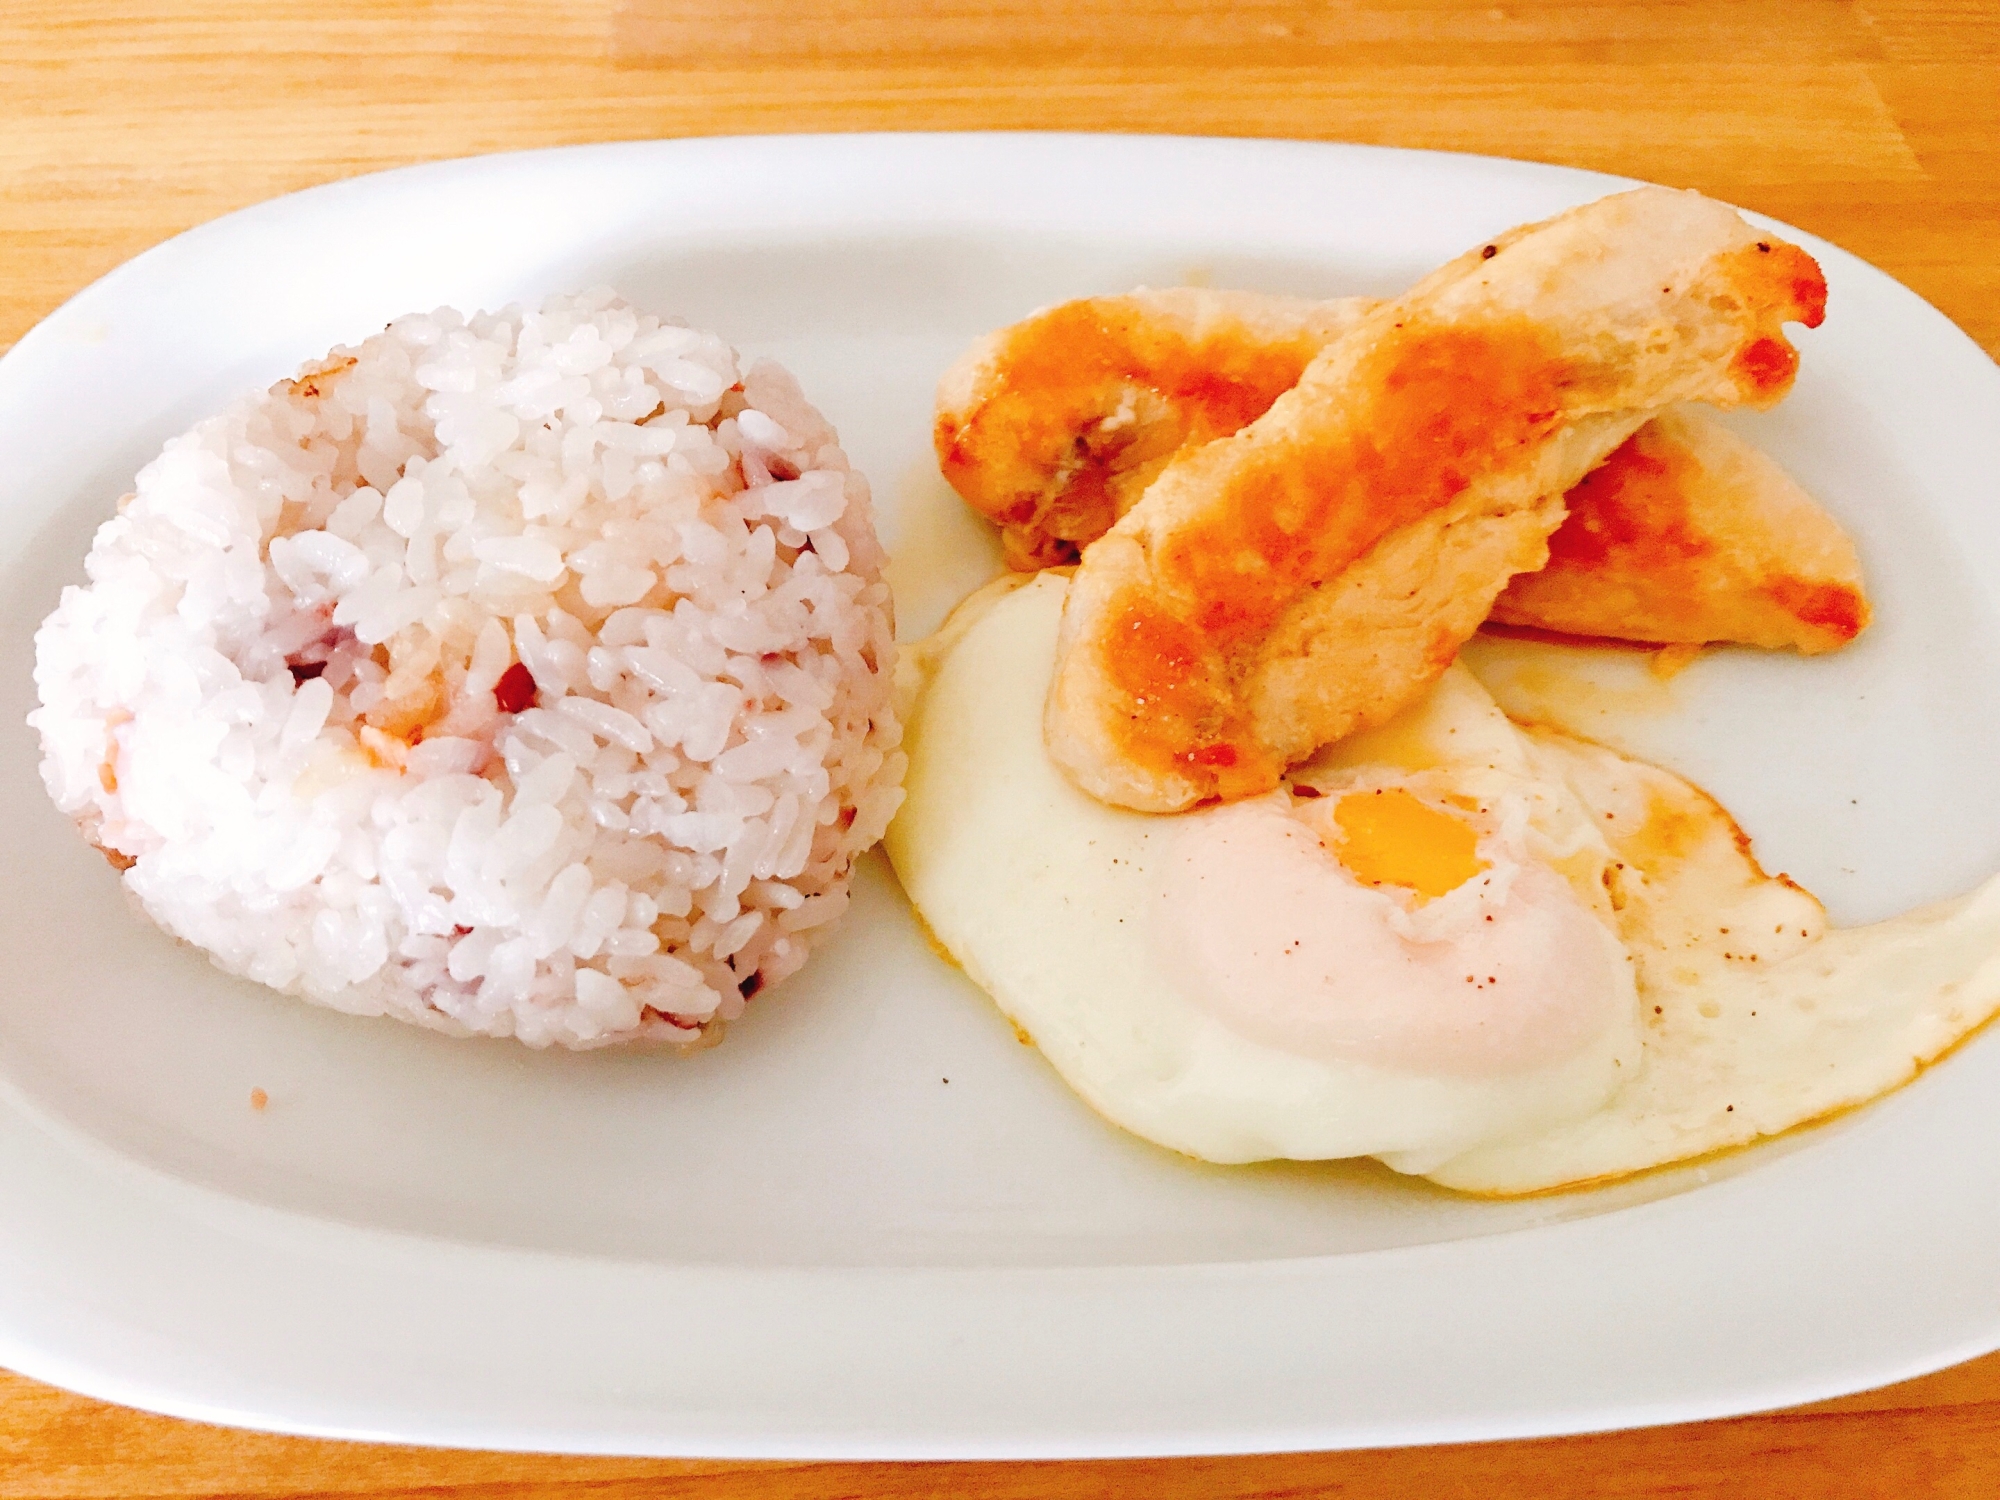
(2, 133, 1998, 1459)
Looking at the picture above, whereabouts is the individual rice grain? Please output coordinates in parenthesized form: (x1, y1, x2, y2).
(31, 290, 904, 1048)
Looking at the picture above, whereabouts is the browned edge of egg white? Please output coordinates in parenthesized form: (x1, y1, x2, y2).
(1445, 717, 1901, 1201)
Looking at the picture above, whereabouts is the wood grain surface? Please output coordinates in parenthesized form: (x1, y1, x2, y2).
(3, 1, 1998, 1494)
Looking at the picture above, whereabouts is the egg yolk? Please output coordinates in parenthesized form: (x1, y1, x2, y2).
(1327, 788, 1487, 901)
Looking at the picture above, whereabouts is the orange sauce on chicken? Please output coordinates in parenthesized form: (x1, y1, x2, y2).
(1544, 427, 1713, 572)
(1095, 593, 1278, 796)
(1096, 317, 1570, 784)
(1536, 422, 1866, 648)
(1153, 319, 1569, 648)
(1716, 239, 1826, 400)
(990, 299, 1320, 436)
(937, 299, 1325, 551)
(1053, 232, 1826, 798)
(1763, 575, 1868, 640)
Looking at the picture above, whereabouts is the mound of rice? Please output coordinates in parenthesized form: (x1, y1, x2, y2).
(31, 290, 904, 1047)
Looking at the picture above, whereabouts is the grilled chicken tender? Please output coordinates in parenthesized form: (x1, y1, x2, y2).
(1489, 407, 1869, 652)
(935, 289, 1373, 569)
(937, 291, 1866, 654)
(1046, 187, 1829, 812)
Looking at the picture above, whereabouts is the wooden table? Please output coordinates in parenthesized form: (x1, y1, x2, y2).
(3, 2, 1997, 1494)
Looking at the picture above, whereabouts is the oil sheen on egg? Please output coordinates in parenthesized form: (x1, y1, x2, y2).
(887, 572, 1644, 1171)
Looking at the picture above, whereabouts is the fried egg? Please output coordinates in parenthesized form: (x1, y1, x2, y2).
(887, 572, 2000, 1192)
(889, 573, 1642, 1172)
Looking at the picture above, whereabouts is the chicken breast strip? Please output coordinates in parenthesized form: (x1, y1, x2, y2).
(1045, 187, 1828, 812)
(936, 288, 1373, 568)
(1488, 407, 1868, 652)
(937, 289, 1864, 654)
